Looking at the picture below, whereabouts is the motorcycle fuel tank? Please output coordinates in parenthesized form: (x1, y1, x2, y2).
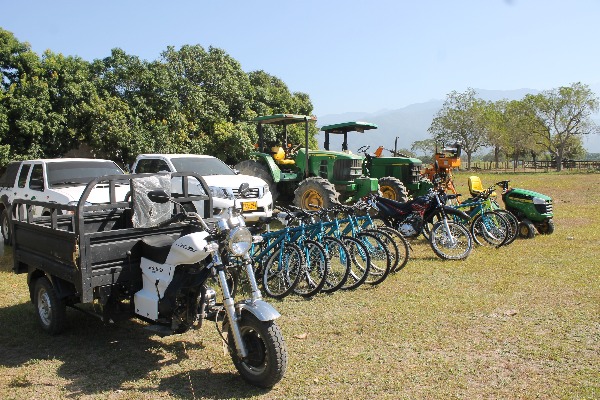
(165, 231, 212, 266)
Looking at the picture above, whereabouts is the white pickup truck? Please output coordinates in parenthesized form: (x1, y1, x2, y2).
(131, 154, 273, 222)
(0, 158, 127, 244)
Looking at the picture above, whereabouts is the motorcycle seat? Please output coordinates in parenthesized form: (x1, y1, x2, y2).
(141, 234, 176, 264)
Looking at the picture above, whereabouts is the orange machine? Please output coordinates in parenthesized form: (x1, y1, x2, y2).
(422, 144, 462, 198)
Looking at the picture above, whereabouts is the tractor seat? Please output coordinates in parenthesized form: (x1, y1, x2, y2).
(468, 176, 496, 198)
(271, 147, 296, 165)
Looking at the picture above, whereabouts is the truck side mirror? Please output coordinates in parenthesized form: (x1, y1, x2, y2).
(147, 190, 171, 204)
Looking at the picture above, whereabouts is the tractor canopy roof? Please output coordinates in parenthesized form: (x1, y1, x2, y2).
(320, 121, 378, 134)
(253, 114, 316, 125)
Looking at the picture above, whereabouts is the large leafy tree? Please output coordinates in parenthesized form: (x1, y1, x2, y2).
(428, 88, 489, 169)
(524, 82, 599, 171)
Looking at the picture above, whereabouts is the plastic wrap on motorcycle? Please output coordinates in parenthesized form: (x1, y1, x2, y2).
(132, 174, 173, 228)
(238, 299, 281, 321)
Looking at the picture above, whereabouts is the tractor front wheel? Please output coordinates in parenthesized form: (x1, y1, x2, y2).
(378, 177, 409, 203)
(234, 160, 278, 200)
(293, 177, 339, 210)
(536, 219, 555, 235)
(518, 219, 536, 239)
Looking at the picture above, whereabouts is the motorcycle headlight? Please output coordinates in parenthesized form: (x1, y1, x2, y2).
(227, 226, 252, 256)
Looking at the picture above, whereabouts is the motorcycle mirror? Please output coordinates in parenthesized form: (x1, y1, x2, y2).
(147, 189, 171, 204)
(237, 182, 251, 197)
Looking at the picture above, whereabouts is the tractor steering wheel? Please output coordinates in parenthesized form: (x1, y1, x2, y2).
(357, 145, 370, 154)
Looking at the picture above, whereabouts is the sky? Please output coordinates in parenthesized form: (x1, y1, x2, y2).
(1, 0, 599, 117)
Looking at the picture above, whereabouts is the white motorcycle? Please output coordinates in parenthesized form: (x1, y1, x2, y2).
(134, 184, 287, 388)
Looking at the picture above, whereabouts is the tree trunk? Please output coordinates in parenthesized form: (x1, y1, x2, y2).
(494, 146, 500, 169)
(467, 152, 472, 169)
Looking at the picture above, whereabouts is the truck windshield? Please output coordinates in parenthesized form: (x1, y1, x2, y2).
(47, 161, 124, 187)
(170, 157, 234, 176)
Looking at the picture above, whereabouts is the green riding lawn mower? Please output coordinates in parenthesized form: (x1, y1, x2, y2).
(234, 114, 379, 210)
(468, 176, 554, 239)
(320, 121, 432, 202)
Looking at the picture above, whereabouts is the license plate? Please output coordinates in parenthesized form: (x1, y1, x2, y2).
(242, 201, 257, 211)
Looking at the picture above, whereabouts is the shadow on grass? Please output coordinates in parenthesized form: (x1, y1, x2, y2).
(0, 247, 269, 398)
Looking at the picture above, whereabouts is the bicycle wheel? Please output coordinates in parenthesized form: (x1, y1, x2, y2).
(340, 236, 371, 290)
(293, 239, 330, 297)
(470, 211, 510, 247)
(320, 236, 351, 294)
(495, 209, 519, 245)
(262, 243, 304, 299)
(364, 228, 398, 278)
(375, 226, 411, 272)
(430, 220, 473, 260)
(357, 231, 391, 285)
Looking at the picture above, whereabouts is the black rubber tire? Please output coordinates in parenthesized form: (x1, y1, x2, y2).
(357, 231, 392, 285)
(234, 160, 278, 200)
(536, 219, 555, 235)
(33, 277, 66, 335)
(374, 226, 411, 272)
(293, 177, 339, 210)
(470, 211, 510, 247)
(378, 177, 409, 203)
(262, 243, 303, 299)
(1, 208, 11, 245)
(364, 228, 398, 278)
(320, 236, 351, 294)
(495, 209, 519, 245)
(518, 219, 536, 239)
(226, 313, 287, 388)
(293, 239, 330, 297)
(429, 221, 473, 260)
(340, 236, 371, 290)
(423, 208, 470, 240)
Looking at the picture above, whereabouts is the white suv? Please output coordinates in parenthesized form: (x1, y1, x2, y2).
(131, 154, 273, 222)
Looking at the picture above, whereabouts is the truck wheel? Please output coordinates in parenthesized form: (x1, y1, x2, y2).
(1, 209, 11, 245)
(378, 177, 408, 203)
(518, 219, 536, 239)
(536, 219, 555, 235)
(33, 277, 66, 335)
(293, 177, 339, 210)
(235, 160, 278, 200)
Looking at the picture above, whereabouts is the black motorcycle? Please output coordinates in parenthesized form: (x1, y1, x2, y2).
(366, 187, 473, 260)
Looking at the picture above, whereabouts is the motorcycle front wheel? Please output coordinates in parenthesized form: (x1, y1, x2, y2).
(429, 220, 473, 260)
(226, 313, 287, 388)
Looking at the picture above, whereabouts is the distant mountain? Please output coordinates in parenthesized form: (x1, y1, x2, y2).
(316, 87, 600, 154)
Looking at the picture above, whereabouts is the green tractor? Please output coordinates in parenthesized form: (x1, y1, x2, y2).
(234, 114, 379, 209)
(321, 121, 431, 202)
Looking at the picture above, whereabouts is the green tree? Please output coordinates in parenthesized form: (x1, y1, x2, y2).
(524, 82, 599, 171)
(428, 88, 489, 169)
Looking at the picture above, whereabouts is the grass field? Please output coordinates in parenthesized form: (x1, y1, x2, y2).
(0, 172, 599, 399)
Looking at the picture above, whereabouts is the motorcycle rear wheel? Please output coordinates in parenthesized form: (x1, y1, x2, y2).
(226, 313, 287, 388)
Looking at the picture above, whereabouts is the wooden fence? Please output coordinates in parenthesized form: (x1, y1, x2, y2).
(468, 160, 600, 172)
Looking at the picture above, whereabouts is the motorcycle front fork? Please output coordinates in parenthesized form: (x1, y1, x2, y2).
(214, 253, 263, 359)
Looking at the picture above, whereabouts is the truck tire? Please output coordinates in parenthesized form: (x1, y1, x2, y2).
(378, 177, 409, 203)
(293, 177, 339, 210)
(1, 209, 11, 245)
(235, 160, 278, 200)
(33, 277, 66, 335)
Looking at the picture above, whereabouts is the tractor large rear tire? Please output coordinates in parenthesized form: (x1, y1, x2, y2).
(378, 177, 409, 203)
(234, 160, 279, 200)
(293, 177, 339, 210)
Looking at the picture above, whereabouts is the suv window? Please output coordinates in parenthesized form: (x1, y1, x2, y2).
(135, 159, 170, 174)
(29, 164, 44, 191)
(46, 160, 124, 187)
(0, 162, 21, 187)
(17, 164, 31, 188)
